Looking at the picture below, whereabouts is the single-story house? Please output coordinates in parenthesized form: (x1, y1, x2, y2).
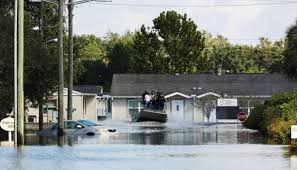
(110, 74, 297, 122)
(27, 85, 110, 123)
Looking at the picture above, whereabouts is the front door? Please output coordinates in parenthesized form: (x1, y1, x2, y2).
(171, 100, 184, 121)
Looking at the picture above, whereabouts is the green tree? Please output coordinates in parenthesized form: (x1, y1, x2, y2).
(284, 20, 297, 78)
(202, 34, 284, 74)
(133, 11, 205, 73)
(71, 35, 105, 83)
(0, 1, 59, 132)
(133, 26, 166, 73)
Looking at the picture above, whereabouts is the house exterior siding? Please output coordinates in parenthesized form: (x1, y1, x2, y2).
(110, 74, 297, 122)
(112, 99, 128, 120)
(85, 97, 97, 120)
(26, 89, 99, 123)
(184, 99, 194, 121)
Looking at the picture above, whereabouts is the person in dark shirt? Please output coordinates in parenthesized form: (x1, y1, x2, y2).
(156, 91, 167, 111)
(150, 90, 157, 109)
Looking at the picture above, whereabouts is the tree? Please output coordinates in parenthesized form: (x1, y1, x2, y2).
(133, 26, 166, 73)
(0, 12, 14, 115)
(109, 41, 134, 74)
(0, 1, 59, 132)
(201, 34, 284, 74)
(71, 35, 105, 83)
(133, 11, 205, 73)
(284, 20, 297, 78)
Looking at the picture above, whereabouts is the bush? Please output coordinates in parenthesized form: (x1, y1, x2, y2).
(244, 105, 265, 129)
(266, 118, 295, 143)
(244, 89, 297, 143)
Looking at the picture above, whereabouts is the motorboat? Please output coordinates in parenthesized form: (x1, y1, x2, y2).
(136, 109, 167, 123)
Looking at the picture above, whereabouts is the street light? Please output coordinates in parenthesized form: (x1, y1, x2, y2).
(45, 38, 58, 49)
(28, 0, 111, 136)
(46, 38, 58, 43)
(32, 26, 40, 31)
(67, 0, 111, 121)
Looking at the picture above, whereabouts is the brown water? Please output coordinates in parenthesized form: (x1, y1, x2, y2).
(0, 122, 295, 170)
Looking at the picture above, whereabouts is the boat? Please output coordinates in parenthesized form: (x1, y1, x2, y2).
(136, 109, 167, 123)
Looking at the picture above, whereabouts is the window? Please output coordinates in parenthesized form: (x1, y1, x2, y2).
(43, 100, 57, 113)
(128, 100, 142, 119)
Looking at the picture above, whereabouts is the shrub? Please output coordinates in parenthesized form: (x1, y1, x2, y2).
(244, 89, 297, 143)
(266, 118, 295, 143)
(244, 105, 265, 129)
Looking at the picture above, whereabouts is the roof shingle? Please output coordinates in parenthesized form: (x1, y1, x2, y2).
(110, 74, 297, 96)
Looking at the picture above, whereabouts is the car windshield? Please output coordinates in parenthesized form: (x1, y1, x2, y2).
(65, 121, 83, 129)
(78, 120, 100, 126)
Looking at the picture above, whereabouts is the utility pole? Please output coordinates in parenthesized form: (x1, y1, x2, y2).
(67, 0, 73, 120)
(17, 0, 25, 146)
(38, 0, 44, 131)
(66, 0, 110, 121)
(58, 0, 64, 137)
(40, 0, 44, 38)
(14, 0, 18, 146)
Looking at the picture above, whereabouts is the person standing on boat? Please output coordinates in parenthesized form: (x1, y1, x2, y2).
(142, 90, 149, 102)
(156, 92, 166, 111)
(150, 90, 157, 109)
(143, 90, 151, 109)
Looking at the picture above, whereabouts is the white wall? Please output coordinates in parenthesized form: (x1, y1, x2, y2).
(184, 99, 194, 121)
(112, 98, 128, 120)
(26, 93, 97, 122)
(66, 95, 85, 121)
(85, 96, 97, 121)
(194, 99, 204, 122)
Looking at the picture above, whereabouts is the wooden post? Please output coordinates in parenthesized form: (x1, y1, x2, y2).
(58, 0, 64, 137)
(17, 0, 25, 146)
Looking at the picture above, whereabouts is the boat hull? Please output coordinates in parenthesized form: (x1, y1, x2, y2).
(136, 109, 167, 123)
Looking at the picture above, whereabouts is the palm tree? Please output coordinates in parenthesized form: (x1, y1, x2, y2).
(284, 20, 297, 78)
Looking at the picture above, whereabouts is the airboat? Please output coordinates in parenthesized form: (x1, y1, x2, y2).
(136, 109, 167, 123)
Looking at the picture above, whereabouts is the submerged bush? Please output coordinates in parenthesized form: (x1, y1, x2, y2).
(244, 89, 297, 143)
(244, 105, 265, 129)
(266, 118, 295, 143)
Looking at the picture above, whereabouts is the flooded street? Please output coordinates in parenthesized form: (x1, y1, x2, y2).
(0, 122, 296, 170)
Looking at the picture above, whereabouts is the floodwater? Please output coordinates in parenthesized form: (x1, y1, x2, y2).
(0, 121, 296, 170)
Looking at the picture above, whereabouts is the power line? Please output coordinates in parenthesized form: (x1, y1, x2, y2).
(92, 1, 297, 7)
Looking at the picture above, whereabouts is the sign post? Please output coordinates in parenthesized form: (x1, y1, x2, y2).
(217, 99, 238, 107)
(237, 112, 247, 123)
(291, 125, 297, 139)
(0, 117, 15, 143)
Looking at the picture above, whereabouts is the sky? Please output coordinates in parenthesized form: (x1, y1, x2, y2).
(72, 0, 297, 45)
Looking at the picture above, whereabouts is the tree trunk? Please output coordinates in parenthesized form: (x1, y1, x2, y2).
(38, 99, 43, 131)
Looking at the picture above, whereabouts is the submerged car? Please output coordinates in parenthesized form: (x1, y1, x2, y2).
(37, 120, 97, 137)
(77, 119, 117, 133)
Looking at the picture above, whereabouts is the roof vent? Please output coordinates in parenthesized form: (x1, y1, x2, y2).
(192, 87, 202, 90)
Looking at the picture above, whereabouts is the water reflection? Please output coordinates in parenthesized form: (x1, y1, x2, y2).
(24, 123, 265, 145)
(0, 144, 292, 170)
(0, 122, 295, 170)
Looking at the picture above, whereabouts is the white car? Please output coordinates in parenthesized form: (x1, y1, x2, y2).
(37, 120, 97, 137)
(77, 119, 117, 134)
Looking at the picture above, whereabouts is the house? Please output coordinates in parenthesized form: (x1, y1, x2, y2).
(110, 74, 297, 122)
(27, 85, 110, 123)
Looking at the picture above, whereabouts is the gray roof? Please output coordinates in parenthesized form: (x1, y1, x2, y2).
(73, 85, 103, 94)
(110, 74, 297, 97)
